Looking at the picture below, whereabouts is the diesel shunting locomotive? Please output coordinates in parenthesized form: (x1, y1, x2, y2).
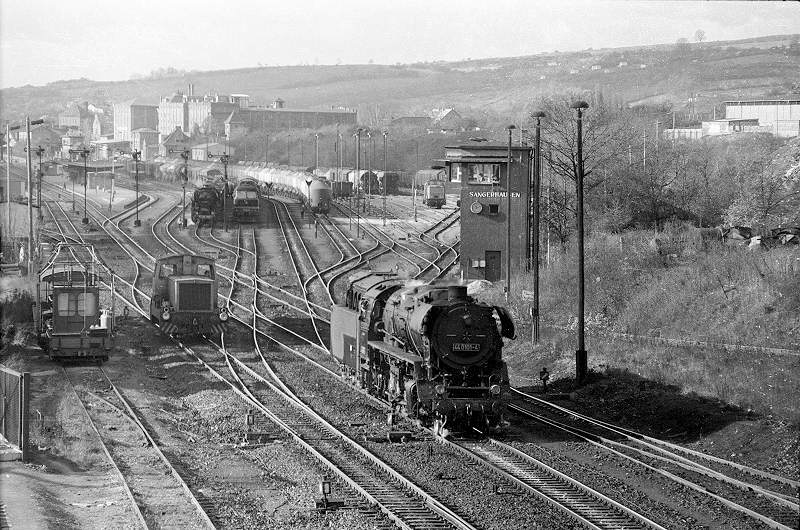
(150, 254, 228, 336)
(232, 177, 261, 221)
(331, 272, 515, 435)
(35, 244, 115, 361)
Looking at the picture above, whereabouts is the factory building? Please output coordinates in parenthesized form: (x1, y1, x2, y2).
(157, 87, 243, 138)
(442, 143, 532, 282)
(724, 100, 800, 138)
(113, 99, 159, 142)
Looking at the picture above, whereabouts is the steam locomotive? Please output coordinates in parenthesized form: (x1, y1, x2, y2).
(331, 272, 515, 435)
(191, 185, 222, 227)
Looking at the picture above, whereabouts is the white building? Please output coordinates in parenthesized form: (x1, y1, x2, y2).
(724, 100, 800, 138)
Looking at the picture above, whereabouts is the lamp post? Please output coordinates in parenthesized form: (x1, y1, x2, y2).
(131, 150, 142, 226)
(287, 133, 291, 166)
(505, 125, 516, 297)
(382, 129, 387, 226)
(530, 111, 546, 343)
(265, 133, 269, 165)
(571, 100, 590, 384)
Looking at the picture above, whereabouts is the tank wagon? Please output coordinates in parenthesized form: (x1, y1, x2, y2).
(35, 244, 115, 362)
(423, 180, 446, 208)
(376, 171, 400, 195)
(150, 254, 228, 336)
(216, 163, 334, 214)
(232, 177, 261, 221)
(331, 272, 515, 435)
(308, 179, 332, 213)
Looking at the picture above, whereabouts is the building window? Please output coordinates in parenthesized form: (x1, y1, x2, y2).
(488, 204, 499, 215)
(454, 163, 500, 185)
(470, 259, 486, 268)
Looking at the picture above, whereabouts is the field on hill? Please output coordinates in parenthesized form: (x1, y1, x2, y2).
(2, 34, 798, 126)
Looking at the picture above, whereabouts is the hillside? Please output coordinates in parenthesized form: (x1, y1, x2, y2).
(1, 34, 799, 126)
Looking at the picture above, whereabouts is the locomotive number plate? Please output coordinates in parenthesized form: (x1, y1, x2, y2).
(452, 343, 480, 352)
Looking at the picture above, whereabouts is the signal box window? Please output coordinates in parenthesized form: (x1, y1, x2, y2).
(197, 263, 213, 277)
(488, 204, 499, 215)
(462, 163, 500, 185)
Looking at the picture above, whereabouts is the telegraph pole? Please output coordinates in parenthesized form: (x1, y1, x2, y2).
(265, 134, 269, 165)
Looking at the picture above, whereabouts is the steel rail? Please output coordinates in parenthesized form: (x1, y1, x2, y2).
(449, 437, 666, 530)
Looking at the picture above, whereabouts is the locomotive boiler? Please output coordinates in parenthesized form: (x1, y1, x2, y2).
(331, 272, 515, 435)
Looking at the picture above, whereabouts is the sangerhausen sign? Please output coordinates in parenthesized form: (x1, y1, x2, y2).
(468, 191, 521, 198)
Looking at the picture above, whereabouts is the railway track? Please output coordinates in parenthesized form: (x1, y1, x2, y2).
(509, 389, 800, 530)
(40, 195, 217, 529)
(63, 366, 215, 529)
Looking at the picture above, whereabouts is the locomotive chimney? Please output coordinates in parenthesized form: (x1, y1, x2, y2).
(448, 285, 468, 302)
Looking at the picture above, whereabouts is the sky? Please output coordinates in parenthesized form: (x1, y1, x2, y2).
(1, 0, 798, 89)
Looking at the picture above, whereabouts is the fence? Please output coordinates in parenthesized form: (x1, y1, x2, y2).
(1, 366, 30, 460)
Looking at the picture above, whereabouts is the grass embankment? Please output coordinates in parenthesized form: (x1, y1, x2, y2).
(479, 227, 800, 423)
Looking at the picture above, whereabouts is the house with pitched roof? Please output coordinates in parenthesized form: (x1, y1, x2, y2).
(159, 127, 191, 157)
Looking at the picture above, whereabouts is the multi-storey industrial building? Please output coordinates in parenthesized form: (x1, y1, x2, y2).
(113, 99, 159, 142)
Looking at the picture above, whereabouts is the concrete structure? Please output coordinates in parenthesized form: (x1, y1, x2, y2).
(113, 99, 159, 142)
(442, 143, 532, 282)
(724, 100, 800, 138)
